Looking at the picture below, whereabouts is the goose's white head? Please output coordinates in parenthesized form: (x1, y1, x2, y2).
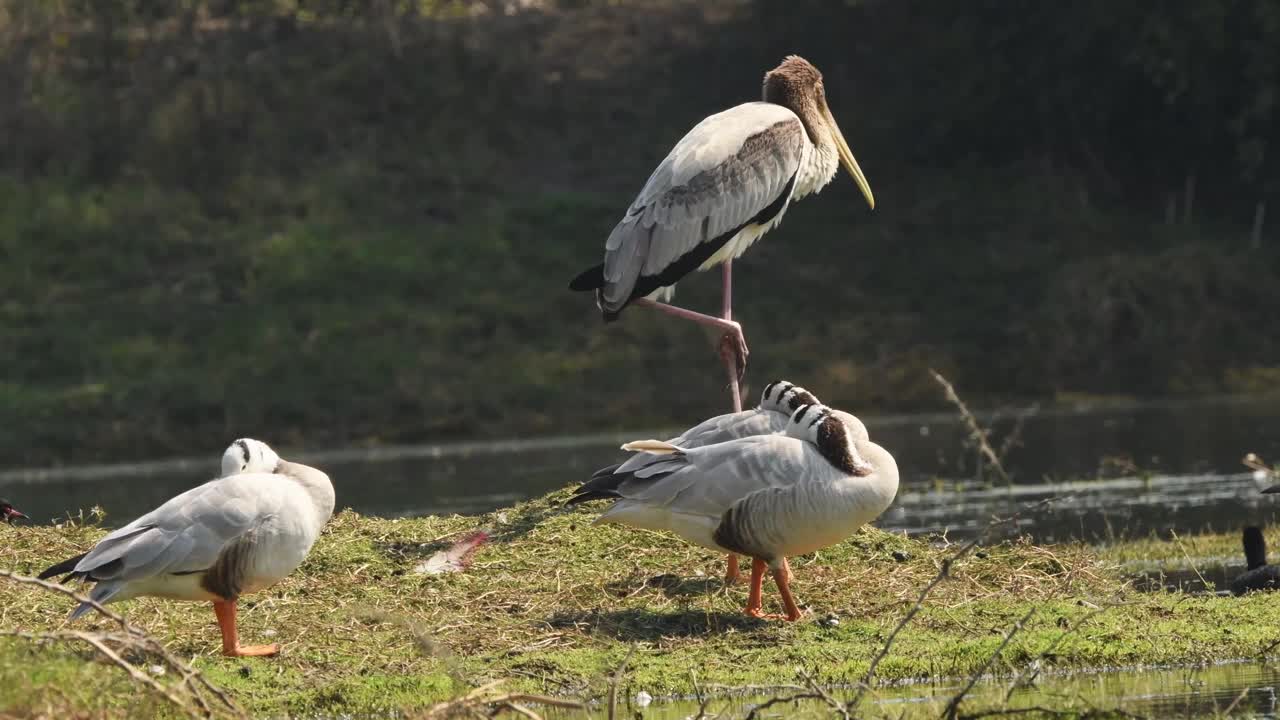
(221, 438, 281, 476)
(759, 380, 821, 415)
(785, 404, 874, 477)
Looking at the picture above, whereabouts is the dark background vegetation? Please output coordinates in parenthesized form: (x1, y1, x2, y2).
(2, 0, 1278, 465)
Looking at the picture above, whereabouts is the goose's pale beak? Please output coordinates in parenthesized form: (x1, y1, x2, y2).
(3, 506, 27, 521)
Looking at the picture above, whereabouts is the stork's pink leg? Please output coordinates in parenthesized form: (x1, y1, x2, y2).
(720, 260, 744, 581)
(632, 301, 749, 384)
(720, 259, 745, 412)
(635, 262, 749, 584)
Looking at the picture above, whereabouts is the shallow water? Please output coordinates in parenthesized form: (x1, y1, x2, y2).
(4, 396, 1279, 546)
(563, 661, 1280, 718)
(8, 397, 1280, 719)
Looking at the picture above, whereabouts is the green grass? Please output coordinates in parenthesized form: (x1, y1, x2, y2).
(4, 490, 1280, 717)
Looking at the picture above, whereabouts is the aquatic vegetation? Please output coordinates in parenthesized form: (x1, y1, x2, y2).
(4, 490, 1280, 717)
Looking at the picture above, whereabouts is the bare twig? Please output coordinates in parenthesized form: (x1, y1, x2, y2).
(414, 681, 584, 719)
(796, 667, 849, 720)
(1004, 603, 1120, 702)
(996, 403, 1040, 463)
(0, 569, 137, 631)
(743, 691, 827, 720)
(957, 706, 1147, 719)
(1221, 686, 1251, 716)
(930, 369, 1012, 485)
(495, 701, 542, 720)
(941, 608, 1036, 719)
(607, 647, 636, 720)
(1168, 529, 1208, 590)
(847, 495, 1068, 713)
(0, 571, 244, 720)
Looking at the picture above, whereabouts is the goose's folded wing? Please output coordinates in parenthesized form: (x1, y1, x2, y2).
(676, 409, 785, 447)
(74, 474, 275, 582)
(612, 409, 781, 476)
(619, 436, 816, 519)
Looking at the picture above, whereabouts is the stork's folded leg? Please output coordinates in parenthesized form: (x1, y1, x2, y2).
(633, 298, 749, 383)
(720, 259, 748, 390)
(719, 332, 749, 398)
(213, 600, 279, 657)
(724, 555, 742, 585)
(743, 558, 768, 618)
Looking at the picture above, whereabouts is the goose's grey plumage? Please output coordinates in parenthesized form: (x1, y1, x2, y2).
(585, 380, 820, 486)
(574, 403, 896, 620)
(39, 439, 334, 656)
(572, 379, 830, 584)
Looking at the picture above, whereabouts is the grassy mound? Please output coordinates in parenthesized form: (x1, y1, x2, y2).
(2, 490, 1280, 717)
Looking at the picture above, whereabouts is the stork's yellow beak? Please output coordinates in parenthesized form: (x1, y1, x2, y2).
(823, 106, 874, 210)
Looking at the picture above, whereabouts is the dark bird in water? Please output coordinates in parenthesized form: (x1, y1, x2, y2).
(1, 499, 27, 522)
(1230, 526, 1280, 596)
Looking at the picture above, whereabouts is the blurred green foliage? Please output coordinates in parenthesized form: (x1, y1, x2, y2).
(1, 0, 1278, 464)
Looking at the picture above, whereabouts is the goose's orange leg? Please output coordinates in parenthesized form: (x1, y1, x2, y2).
(724, 555, 742, 585)
(743, 558, 802, 621)
(213, 600, 279, 657)
(771, 559, 803, 622)
(743, 558, 768, 617)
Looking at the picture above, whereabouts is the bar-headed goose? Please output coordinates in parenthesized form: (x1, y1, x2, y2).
(569, 403, 896, 620)
(38, 439, 334, 657)
(1, 498, 27, 522)
(582, 380, 822, 583)
(1231, 526, 1280, 595)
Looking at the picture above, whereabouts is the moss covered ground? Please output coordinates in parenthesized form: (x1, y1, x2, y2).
(2, 493, 1279, 718)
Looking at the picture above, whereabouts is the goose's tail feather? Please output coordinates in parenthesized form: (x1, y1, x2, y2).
(38, 552, 88, 581)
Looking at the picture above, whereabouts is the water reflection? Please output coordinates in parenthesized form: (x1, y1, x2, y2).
(4, 398, 1280, 546)
(539, 661, 1280, 718)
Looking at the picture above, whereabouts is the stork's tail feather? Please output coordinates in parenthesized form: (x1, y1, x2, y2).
(620, 440, 683, 455)
(568, 264, 605, 291)
(38, 552, 88, 581)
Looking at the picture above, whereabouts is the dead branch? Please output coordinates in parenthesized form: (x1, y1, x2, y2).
(997, 403, 1040, 463)
(1004, 603, 1120, 702)
(607, 647, 636, 720)
(414, 680, 584, 719)
(847, 495, 1069, 714)
(958, 706, 1147, 719)
(0, 571, 244, 720)
(743, 690, 828, 720)
(941, 608, 1036, 719)
(796, 667, 849, 720)
(930, 369, 1012, 485)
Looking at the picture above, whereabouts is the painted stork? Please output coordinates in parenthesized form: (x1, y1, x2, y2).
(569, 55, 875, 410)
